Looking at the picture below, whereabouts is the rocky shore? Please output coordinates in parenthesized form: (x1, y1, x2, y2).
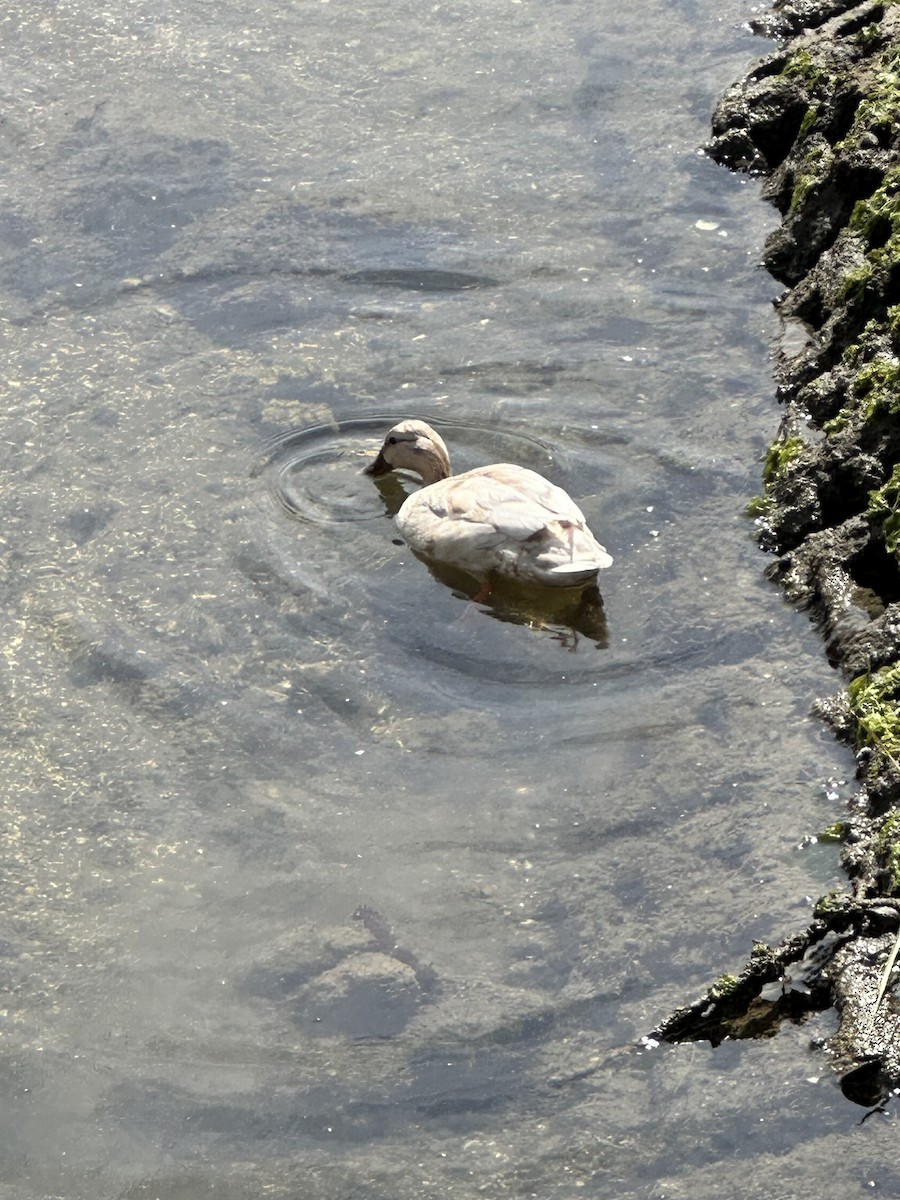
(652, 0, 900, 1105)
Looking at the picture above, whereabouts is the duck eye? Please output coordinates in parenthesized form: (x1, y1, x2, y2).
(388, 436, 397, 445)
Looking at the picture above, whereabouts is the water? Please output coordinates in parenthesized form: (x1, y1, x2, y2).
(1, 1, 893, 1197)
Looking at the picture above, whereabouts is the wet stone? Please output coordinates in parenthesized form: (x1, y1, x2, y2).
(299, 952, 422, 1038)
(245, 912, 435, 1039)
(656, 0, 900, 1092)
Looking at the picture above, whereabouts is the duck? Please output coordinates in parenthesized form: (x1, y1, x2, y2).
(364, 419, 612, 586)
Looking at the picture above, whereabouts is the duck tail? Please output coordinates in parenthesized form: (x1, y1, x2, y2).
(548, 552, 613, 578)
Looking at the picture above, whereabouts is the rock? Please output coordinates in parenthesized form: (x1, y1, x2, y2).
(300, 952, 422, 1038)
(245, 908, 438, 1039)
(655, 0, 900, 1096)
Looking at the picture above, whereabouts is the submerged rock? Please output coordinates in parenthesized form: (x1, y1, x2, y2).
(245, 906, 439, 1040)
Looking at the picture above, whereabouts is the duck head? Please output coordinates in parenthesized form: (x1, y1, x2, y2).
(363, 420, 452, 485)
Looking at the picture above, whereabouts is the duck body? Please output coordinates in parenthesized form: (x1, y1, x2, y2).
(364, 420, 612, 586)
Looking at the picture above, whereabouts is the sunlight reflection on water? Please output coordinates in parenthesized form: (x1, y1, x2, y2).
(0, 0, 873, 1195)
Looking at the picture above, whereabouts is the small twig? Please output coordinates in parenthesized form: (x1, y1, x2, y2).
(867, 925, 900, 1034)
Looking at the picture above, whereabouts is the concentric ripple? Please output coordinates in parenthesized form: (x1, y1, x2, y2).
(253, 413, 559, 527)
(247, 414, 623, 684)
(248, 412, 758, 688)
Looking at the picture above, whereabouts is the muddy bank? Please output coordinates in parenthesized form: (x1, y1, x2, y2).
(652, 0, 900, 1104)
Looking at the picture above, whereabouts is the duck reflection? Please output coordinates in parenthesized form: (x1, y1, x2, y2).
(370, 471, 608, 649)
(425, 558, 608, 649)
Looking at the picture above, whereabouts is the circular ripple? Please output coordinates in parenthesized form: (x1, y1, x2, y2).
(249, 414, 620, 691)
(253, 413, 558, 527)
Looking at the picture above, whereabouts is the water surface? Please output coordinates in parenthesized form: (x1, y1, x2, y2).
(1, 1, 891, 1197)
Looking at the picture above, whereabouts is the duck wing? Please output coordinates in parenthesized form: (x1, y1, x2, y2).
(397, 464, 612, 579)
(454, 466, 613, 577)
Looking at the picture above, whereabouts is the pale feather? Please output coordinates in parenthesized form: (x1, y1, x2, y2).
(365, 421, 612, 586)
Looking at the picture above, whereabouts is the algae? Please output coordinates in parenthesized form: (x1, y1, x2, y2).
(851, 354, 900, 418)
(867, 462, 900, 553)
(761, 434, 805, 486)
(709, 972, 740, 999)
(820, 821, 850, 842)
(875, 811, 900, 894)
(813, 889, 853, 918)
(662, 0, 900, 1087)
(798, 104, 820, 140)
(747, 435, 806, 516)
(790, 141, 833, 212)
(849, 164, 900, 269)
(848, 663, 900, 765)
(781, 48, 829, 89)
(838, 261, 873, 304)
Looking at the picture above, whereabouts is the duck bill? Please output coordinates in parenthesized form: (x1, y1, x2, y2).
(363, 450, 392, 477)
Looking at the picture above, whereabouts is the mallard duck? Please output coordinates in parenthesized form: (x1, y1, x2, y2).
(364, 419, 613, 586)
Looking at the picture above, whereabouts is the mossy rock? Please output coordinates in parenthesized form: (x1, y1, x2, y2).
(763, 435, 807, 486)
(868, 462, 900, 553)
(848, 663, 900, 771)
(875, 810, 900, 895)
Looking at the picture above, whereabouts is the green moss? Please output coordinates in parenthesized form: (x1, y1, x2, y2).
(820, 821, 849, 843)
(868, 464, 900, 554)
(876, 811, 900, 895)
(762, 435, 805, 486)
(838, 62, 900, 154)
(848, 663, 900, 768)
(854, 73, 900, 145)
(822, 409, 850, 437)
(781, 49, 828, 89)
(789, 137, 833, 212)
(798, 105, 820, 139)
(825, 412, 854, 436)
(746, 494, 773, 517)
(832, 323, 900, 427)
(813, 890, 852, 918)
(748, 436, 806, 512)
(845, 317, 896, 364)
(823, 327, 900, 435)
(842, 341, 862, 367)
(850, 354, 900, 418)
(854, 365, 882, 398)
(854, 21, 885, 51)
(849, 165, 900, 257)
(839, 262, 873, 304)
(709, 972, 740, 999)
(790, 174, 815, 213)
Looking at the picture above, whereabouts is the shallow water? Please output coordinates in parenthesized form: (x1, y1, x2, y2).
(1, 1, 894, 1197)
